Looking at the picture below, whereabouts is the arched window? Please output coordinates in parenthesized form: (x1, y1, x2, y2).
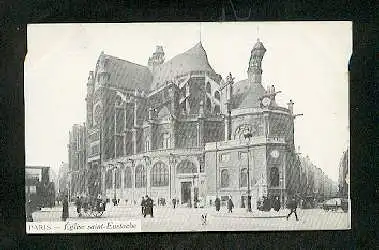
(206, 97, 211, 111)
(93, 104, 102, 126)
(124, 167, 132, 188)
(151, 162, 169, 187)
(240, 168, 248, 187)
(115, 168, 121, 188)
(214, 105, 220, 114)
(177, 160, 197, 174)
(206, 82, 211, 93)
(135, 165, 146, 188)
(270, 167, 279, 187)
(221, 169, 230, 188)
(214, 91, 220, 100)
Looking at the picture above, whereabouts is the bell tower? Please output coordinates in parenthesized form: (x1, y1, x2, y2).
(148, 45, 165, 72)
(247, 38, 266, 86)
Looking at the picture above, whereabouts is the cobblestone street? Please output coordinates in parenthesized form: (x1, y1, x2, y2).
(31, 203, 350, 232)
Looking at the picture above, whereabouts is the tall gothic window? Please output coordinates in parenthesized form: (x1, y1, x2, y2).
(124, 167, 132, 188)
(240, 168, 248, 187)
(221, 169, 230, 188)
(206, 97, 211, 111)
(270, 167, 279, 187)
(206, 82, 211, 93)
(151, 162, 169, 187)
(135, 165, 146, 188)
(214, 105, 220, 114)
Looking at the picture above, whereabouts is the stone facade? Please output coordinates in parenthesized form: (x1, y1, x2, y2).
(83, 39, 301, 207)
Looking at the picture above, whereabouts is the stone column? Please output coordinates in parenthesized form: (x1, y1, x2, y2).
(132, 129, 137, 154)
(170, 121, 176, 148)
(101, 166, 106, 196)
(191, 179, 195, 208)
(264, 113, 270, 138)
(146, 164, 151, 196)
(112, 168, 116, 199)
(131, 165, 135, 205)
(120, 166, 125, 200)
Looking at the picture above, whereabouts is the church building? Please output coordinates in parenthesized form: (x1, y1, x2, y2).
(84, 39, 301, 208)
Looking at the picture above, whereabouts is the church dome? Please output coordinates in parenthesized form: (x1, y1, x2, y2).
(232, 79, 266, 109)
(152, 42, 216, 88)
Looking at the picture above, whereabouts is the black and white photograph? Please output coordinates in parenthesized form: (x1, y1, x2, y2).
(25, 22, 351, 233)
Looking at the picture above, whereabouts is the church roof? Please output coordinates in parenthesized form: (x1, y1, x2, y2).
(231, 79, 266, 109)
(152, 42, 216, 87)
(101, 54, 153, 91)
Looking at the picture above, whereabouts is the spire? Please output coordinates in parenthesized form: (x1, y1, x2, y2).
(199, 22, 202, 43)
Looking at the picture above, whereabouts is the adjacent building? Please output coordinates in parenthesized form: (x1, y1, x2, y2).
(68, 124, 87, 199)
(338, 149, 349, 198)
(57, 162, 69, 199)
(25, 165, 55, 208)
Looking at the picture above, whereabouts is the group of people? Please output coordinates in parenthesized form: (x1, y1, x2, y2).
(214, 195, 235, 213)
(140, 195, 154, 218)
(211, 195, 299, 221)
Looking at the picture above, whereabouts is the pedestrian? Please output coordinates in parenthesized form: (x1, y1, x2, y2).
(141, 197, 146, 215)
(144, 195, 154, 218)
(26, 199, 33, 222)
(215, 197, 221, 212)
(172, 198, 176, 209)
(75, 196, 82, 217)
(62, 195, 69, 221)
(147, 196, 154, 218)
(286, 197, 299, 221)
(227, 196, 234, 213)
(274, 197, 281, 212)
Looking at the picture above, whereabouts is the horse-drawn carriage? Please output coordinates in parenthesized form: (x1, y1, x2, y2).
(78, 195, 106, 217)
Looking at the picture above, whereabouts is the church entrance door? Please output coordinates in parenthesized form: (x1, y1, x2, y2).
(181, 182, 191, 205)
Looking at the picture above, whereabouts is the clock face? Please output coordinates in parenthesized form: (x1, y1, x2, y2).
(262, 97, 271, 107)
(270, 150, 279, 158)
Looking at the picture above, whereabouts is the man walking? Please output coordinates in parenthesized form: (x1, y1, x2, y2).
(215, 197, 221, 212)
(286, 197, 299, 221)
(141, 197, 146, 215)
(227, 196, 234, 213)
(172, 198, 176, 209)
(75, 195, 82, 217)
(62, 195, 69, 221)
(274, 196, 281, 212)
(143, 195, 154, 218)
(26, 199, 33, 222)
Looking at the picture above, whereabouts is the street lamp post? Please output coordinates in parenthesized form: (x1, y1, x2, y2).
(127, 159, 135, 206)
(108, 163, 118, 204)
(143, 155, 151, 196)
(169, 153, 177, 201)
(244, 132, 253, 212)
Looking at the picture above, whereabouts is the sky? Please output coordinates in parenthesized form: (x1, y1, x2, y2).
(25, 22, 351, 181)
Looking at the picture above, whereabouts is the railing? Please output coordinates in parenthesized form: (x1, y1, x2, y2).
(205, 136, 286, 151)
(104, 147, 204, 165)
(231, 106, 291, 116)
